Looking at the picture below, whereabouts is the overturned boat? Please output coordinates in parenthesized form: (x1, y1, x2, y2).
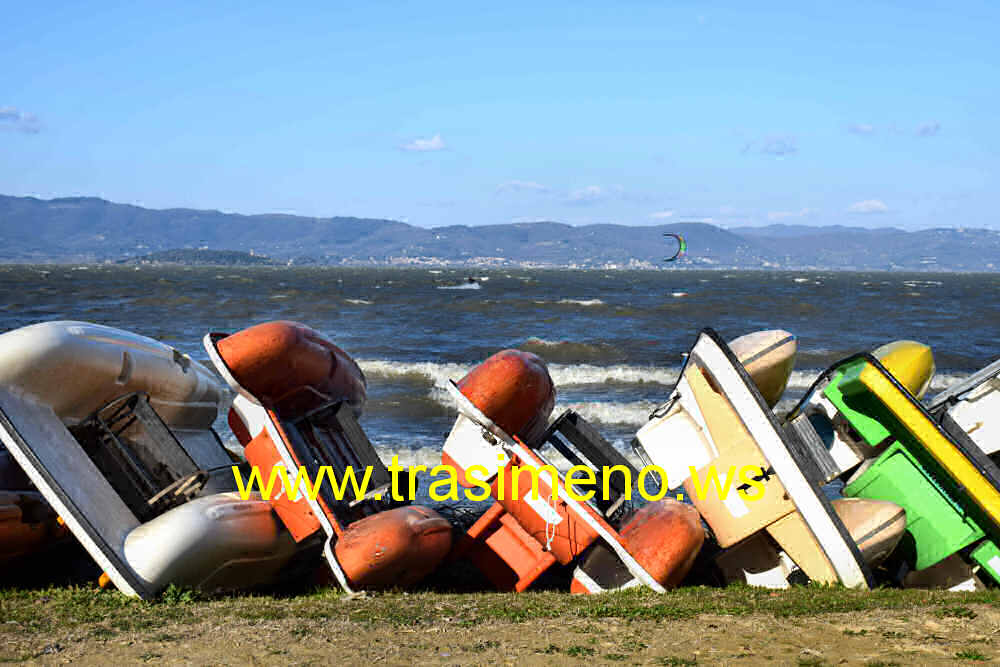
(786, 342, 1000, 589)
(204, 320, 452, 592)
(633, 329, 878, 589)
(442, 349, 705, 594)
(927, 357, 1000, 462)
(0, 321, 299, 597)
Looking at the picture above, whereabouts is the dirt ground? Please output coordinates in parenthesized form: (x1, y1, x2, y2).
(2, 588, 999, 665)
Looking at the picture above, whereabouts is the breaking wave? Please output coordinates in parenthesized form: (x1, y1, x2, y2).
(556, 298, 605, 306)
(360, 358, 970, 396)
(358, 359, 680, 388)
(556, 400, 659, 426)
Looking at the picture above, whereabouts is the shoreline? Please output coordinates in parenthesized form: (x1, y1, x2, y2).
(2, 586, 997, 664)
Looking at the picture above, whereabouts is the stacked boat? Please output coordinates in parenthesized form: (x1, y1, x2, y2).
(0, 317, 998, 596)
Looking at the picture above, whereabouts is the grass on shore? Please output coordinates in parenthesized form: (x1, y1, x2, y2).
(3, 584, 1000, 637)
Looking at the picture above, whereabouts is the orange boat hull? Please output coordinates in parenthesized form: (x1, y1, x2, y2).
(0, 491, 70, 563)
(215, 320, 366, 417)
(335, 505, 453, 590)
(569, 500, 704, 594)
(456, 349, 555, 445)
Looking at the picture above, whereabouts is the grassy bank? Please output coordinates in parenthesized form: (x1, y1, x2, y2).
(3, 586, 1000, 664)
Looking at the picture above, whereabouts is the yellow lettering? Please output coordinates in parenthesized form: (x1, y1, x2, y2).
(232, 464, 286, 501)
(429, 464, 460, 501)
(638, 465, 669, 501)
(688, 465, 736, 501)
(601, 465, 633, 502)
(737, 464, 766, 501)
(328, 465, 374, 502)
(464, 464, 492, 502)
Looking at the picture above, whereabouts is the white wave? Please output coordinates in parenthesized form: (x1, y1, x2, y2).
(360, 358, 971, 404)
(786, 369, 822, 390)
(793, 277, 809, 283)
(522, 336, 561, 347)
(374, 445, 445, 470)
(359, 359, 471, 385)
(557, 400, 659, 427)
(359, 358, 680, 388)
(437, 283, 481, 290)
(557, 298, 605, 306)
(345, 298, 373, 305)
(551, 363, 678, 386)
(672, 291, 688, 297)
(929, 371, 971, 392)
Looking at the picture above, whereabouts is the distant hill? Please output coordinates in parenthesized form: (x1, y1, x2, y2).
(1, 194, 997, 270)
(122, 249, 277, 266)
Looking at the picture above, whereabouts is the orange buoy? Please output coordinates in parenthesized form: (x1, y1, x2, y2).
(335, 505, 453, 590)
(570, 500, 704, 594)
(456, 349, 555, 445)
(215, 320, 367, 417)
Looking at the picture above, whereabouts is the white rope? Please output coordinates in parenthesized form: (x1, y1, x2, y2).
(543, 487, 558, 551)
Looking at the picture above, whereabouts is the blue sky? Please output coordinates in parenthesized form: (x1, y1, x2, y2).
(2, 1, 997, 229)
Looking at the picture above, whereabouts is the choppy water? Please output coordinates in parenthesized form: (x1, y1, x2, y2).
(1, 265, 998, 470)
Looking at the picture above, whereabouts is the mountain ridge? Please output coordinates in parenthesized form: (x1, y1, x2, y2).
(1, 194, 997, 270)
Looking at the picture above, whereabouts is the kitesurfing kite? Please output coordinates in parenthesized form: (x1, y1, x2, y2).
(664, 232, 687, 262)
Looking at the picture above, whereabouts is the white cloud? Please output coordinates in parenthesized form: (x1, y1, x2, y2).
(496, 180, 550, 194)
(649, 210, 674, 219)
(0, 106, 41, 133)
(767, 208, 817, 221)
(916, 121, 941, 137)
(847, 199, 889, 214)
(566, 185, 606, 205)
(400, 134, 445, 152)
(848, 123, 875, 135)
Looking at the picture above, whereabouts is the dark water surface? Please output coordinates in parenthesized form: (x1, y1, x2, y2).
(1, 265, 997, 468)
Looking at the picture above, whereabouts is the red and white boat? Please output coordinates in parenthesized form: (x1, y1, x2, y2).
(204, 320, 452, 592)
(441, 349, 704, 594)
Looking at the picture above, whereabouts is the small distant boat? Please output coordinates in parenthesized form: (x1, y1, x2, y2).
(437, 277, 482, 290)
